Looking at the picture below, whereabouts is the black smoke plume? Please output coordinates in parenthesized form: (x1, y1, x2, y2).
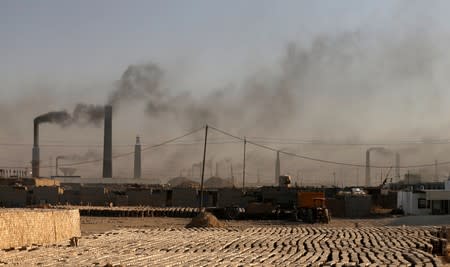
(34, 104, 104, 127)
(34, 111, 71, 126)
(108, 63, 164, 110)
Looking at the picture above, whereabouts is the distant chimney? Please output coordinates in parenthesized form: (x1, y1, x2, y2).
(215, 162, 219, 177)
(395, 152, 400, 182)
(134, 136, 141, 179)
(275, 151, 280, 185)
(434, 159, 438, 182)
(32, 119, 40, 177)
(365, 150, 370, 187)
(102, 105, 112, 178)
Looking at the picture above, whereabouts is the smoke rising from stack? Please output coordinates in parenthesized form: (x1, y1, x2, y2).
(32, 104, 106, 177)
(10, 21, 450, 182)
(59, 150, 101, 161)
(100, 29, 445, 143)
(34, 104, 104, 128)
(108, 63, 165, 111)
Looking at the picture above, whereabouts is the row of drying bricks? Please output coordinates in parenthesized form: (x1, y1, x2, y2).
(0, 226, 442, 266)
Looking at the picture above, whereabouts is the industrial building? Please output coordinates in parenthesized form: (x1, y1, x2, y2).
(397, 179, 450, 215)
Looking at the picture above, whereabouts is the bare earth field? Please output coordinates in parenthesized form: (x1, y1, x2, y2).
(1, 216, 449, 266)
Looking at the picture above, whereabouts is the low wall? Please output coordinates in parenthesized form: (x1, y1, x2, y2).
(0, 186, 27, 207)
(0, 209, 80, 249)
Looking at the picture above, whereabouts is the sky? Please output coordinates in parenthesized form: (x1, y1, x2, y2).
(0, 0, 406, 98)
(1, 1, 448, 99)
(2, 1, 450, 182)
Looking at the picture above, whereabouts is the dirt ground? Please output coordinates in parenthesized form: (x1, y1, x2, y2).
(80, 215, 450, 235)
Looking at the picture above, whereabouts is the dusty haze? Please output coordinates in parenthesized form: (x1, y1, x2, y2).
(2, 27, 450, 185)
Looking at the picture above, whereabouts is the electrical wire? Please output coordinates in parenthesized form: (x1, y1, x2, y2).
(209, 125, 450, 169)
(35, 126, 206, 169)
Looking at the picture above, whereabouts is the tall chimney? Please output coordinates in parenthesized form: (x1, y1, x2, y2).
(275, 151, 280, 185)
(434, 159, 438, 182)
(102, 105, 112, 178)
(215, 162, 219, 177)
(32, 119, 40, 177)
(395, 152, 400, 182)
(134, 136, 141, 179)
(365, 149, 370, 187)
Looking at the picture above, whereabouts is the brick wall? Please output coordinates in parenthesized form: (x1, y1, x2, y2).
(0, 209, 80, 249)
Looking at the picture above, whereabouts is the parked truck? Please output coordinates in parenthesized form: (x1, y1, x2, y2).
(237, 176, 331, 223)
(296, 191, 330, 223)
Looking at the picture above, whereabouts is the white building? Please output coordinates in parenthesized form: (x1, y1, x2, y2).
(425, 178, 450, 215)
(397, 179, 450, 215)
(397, 190, 430, 215)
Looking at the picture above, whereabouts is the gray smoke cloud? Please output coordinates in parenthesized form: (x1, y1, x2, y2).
(108, 63, 165, 111)
(35, 104, 104, 127)
(60, 150, 101, 161)
(34, 111, 71, 126)
(105, 28, 445, 140)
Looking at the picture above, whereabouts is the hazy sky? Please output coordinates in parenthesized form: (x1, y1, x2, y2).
(2, 0, 441, 99)
(3, 1, 450, 181)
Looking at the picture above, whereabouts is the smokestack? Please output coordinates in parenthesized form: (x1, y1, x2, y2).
(434, 159, 438, 182)
(230, 163, 234, 186)
(395, 152, 400, 182)
(134, 136, 141, 179)
(275, 151, 280, 185)
(257, 168, 261, 186)
(32, 119, 40, 177)
(102, 105, 112, 178)
(365, 149, 370, 187)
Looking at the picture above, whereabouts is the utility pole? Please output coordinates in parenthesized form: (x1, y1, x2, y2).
(199, 125, 208, 210)
(380, 168, 383, 185)
(49, 157, 53, 177)
(242, 137, 246, 192)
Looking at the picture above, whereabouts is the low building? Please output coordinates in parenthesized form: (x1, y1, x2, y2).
(0, 186, 27, 207)
(217, 188, 243, 207)
(327, 195, 372, 218)
(80, 187, 108, 206)
(60, 189, 81, 205)
(397, 190, 430, 215)
(171, 188, 198, 207)
(425, 179, 450, 215)
(32, 186, 63, 205)
(127, 188, 152, 206)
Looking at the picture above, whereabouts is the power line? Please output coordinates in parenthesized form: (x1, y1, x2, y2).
(0, 138, 237, 148)
(243, 136, 450, 146)
(4, 137, 450, 148)
(209, 125, 450, 169)
(36, 126, 205, 169)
